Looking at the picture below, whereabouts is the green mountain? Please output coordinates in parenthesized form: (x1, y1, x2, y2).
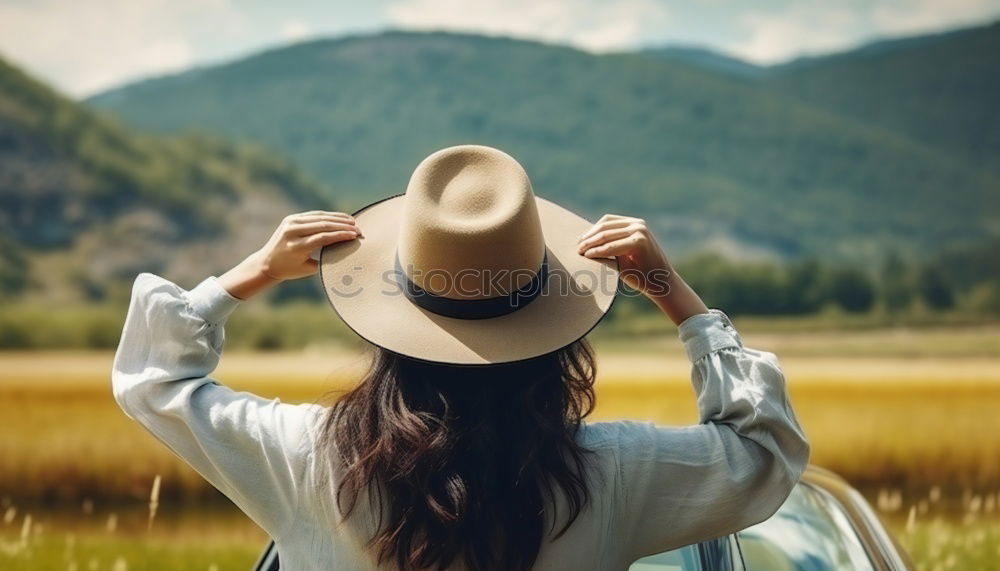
(639, 46, 764, 78)
(764, 21, 1000, 174)
(641, 24, 1000, 210)
(88, 30, 1000, 262)
(0, 56, 332, 302)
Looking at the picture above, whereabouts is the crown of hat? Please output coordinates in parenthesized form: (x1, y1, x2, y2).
(396, 145, 546, 300)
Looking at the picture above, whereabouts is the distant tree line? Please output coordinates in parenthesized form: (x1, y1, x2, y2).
(2, 236, 998, 316)
(611, 236, 1000, 319)
(1, 236, 999, 350)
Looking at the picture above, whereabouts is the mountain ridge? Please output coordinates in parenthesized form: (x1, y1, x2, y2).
(86, 29, 1000, 263)
(762, 21, 1000, 174)
(637, 45, 764, 78)
(0, 55, 334, 302)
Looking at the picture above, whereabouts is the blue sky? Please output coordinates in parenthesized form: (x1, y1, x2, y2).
(1, 0, 997, 97)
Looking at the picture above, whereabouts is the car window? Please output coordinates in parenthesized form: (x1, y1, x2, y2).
(737, 483, 874, 571)
(630, 537, 734, 571)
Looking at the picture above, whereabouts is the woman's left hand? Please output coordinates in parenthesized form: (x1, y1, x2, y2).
(219, 210, 361, 300)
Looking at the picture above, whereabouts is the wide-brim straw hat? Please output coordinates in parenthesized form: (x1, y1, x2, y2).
(319, 145, 619, 365)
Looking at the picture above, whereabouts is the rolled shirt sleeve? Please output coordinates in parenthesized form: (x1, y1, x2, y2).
(110, 272, 325, 541)
(614, 308, 811, 560)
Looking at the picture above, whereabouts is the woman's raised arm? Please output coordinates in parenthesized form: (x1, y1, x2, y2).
(110, 210, 361, 539)
(578, 214, 810, 560)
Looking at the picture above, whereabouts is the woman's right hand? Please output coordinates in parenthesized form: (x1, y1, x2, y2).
(576, 214, 672, 297)
(252, 210, 361, 281)
(219, 210, 361, 300)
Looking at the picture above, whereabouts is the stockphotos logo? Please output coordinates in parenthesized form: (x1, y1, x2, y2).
(327, 264, 671, 300)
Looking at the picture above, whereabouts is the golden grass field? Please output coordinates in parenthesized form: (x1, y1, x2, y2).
(1, 325, 999, 569)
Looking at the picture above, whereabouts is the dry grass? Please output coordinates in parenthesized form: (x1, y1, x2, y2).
(0, 338, 998, 570)
(1, 345, 999, 502)
(0, 489, 997, 570)
(881, 491, 1000, 570)
(592, 377, 1000, 494)
(0, 501, 266, 570)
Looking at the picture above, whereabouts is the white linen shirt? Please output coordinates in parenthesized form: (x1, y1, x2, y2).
(111, 272, 810, 570)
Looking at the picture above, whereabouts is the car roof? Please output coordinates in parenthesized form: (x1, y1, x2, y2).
(802, 464, 851, 489)
(795, 465, 913, 571)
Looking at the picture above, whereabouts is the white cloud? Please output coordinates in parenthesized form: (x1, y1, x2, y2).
(2, 0, 997, 97)
(729, 0, 1000, 64)
(280, 19, 315, 42)
(0, 0, 242, 97)
(728, 2, 863, 64)
(871, 0, 1000, 35)
(384, 0, 671, 52)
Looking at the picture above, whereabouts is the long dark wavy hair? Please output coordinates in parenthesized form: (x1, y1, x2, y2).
(315, 339, 600, 570)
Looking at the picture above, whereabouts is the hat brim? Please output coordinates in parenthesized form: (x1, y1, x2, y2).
(319, 195, 619, 365)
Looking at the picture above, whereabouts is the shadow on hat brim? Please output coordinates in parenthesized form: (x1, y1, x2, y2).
(319, 195, 619, 365)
